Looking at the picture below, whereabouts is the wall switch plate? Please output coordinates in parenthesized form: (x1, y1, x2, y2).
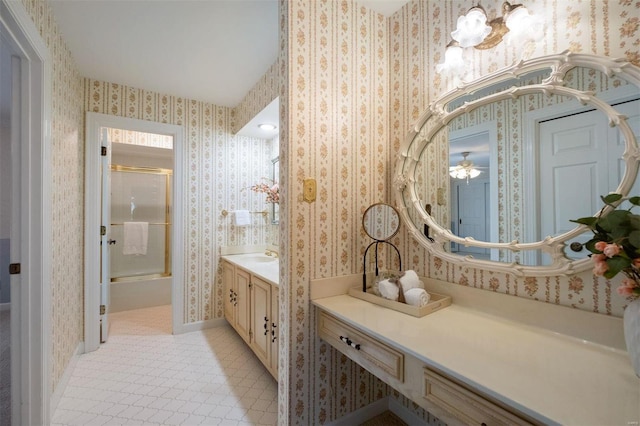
(303, 178, 316, 203)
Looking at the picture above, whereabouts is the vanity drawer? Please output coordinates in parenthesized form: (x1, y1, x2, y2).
(318, 311, 404, 382)
(424, 369, 537, 426)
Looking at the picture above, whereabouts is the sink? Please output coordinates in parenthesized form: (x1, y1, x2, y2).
(243, 255, 277, 263)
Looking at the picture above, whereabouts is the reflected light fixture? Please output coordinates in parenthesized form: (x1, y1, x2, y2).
(258, 123, 277, 131)
(438, 2, 544, 76)
(449, 152, 481, 183)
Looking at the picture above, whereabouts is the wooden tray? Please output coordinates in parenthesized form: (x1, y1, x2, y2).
(348, 286, 451, 318)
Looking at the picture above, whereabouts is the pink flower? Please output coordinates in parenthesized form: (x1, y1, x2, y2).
(591, 253, 607, 262)
(622, 277, 638, 289)
(617, 285, 635, 296)
(603, 243, 622, 258)
(633, 258, 640, 268)
(592, 260, 609, 276)
(594, 241, 608, 252)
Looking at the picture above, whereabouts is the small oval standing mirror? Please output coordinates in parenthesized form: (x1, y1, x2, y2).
(363, 203, 400, 241)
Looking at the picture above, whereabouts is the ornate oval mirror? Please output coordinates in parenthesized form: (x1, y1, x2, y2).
(395, 52, 640, 276)
(363, 203, 400, 241)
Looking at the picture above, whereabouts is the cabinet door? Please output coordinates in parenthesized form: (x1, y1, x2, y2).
(269, 286, 279, 377)
(222, 261, 235, 325)
(250, 276, 271, 367)
(235, 268, 251, 343)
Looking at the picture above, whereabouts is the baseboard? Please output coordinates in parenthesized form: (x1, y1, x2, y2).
(388, 396, 428, 425)
(0, 302, 9, 312)
(50, 342, 84, 416)
(326, 397, 389, 426)
(176, 317, 228, 334)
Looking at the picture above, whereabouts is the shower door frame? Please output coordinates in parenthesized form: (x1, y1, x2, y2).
(84, 113, 185, 352)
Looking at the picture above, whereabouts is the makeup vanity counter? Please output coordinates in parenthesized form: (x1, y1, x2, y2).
(312, 276, 640, 426)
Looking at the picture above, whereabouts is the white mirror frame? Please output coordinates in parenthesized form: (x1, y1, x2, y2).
(395, 52, 640, 277)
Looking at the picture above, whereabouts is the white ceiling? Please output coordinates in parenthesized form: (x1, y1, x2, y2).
(49, 0, 410, 134)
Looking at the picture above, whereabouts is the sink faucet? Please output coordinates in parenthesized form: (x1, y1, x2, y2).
(265, 249, 278, 258)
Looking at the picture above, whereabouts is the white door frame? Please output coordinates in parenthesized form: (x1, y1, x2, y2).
(0, 1, 52, 424)
(84, 112, 185, 352)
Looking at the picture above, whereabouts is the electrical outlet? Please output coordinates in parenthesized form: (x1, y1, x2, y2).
(303, 178, 316, 203)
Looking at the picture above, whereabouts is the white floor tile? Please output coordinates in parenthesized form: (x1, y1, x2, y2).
(52, 305, 277, 425)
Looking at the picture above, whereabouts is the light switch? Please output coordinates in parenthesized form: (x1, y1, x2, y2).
(303, 178, 316, 203)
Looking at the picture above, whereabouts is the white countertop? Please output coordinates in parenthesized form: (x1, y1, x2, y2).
(313, 294, 640, 425)
(221, 253, 279, 285)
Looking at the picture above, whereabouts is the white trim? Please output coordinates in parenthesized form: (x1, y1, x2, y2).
(50, 342, 83, 416)
(325, 396, 429, 426)
(84, 113, 185, 351)
(326, 396, 389, 426)
(178, 317, 228, 334)
(0, 1, 52, 424)
(388, 397, 429, 425)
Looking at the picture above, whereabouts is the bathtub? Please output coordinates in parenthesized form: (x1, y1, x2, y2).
(109, 276, 172, 313)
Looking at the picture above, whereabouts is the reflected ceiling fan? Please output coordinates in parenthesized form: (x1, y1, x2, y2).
(449, 152, 484, 183)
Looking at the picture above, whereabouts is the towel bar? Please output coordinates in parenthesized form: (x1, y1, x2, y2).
(221, 209, 268, 217)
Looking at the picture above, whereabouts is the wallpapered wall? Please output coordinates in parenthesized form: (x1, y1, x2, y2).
(278, 1, 437, 424)
(278, 0, 640, 424)
(20, 0, 85, 393)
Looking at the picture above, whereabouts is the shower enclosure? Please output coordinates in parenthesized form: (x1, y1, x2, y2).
(109, 164, 173, 311)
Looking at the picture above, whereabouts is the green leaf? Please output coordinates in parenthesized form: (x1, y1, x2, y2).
(602, 193, 623, 204)
(629, 230, 640, 251)
(629, 214, 640, 230)
(570, 217, 598, 227)
(604, 256, 631, 279)
(599, 210, 630, 231)
(629, 196, 640, 206)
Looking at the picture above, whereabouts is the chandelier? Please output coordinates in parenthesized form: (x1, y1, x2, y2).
(449, 152, 482, 183)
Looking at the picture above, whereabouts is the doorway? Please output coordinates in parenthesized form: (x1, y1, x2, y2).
(0, 1, 52, 424)
(84, 113, 184, 352)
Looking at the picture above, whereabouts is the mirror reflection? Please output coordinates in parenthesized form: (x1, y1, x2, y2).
(363, 203, 400, 241)
(397, 53, 640, 273)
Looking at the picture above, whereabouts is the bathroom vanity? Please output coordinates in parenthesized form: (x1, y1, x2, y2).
(312, 275, 640, 426)
(222, 253, 279, 379)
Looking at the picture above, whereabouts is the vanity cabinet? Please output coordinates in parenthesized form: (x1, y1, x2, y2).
(222, 259, 279, 380)
(223, 261, 250, 343)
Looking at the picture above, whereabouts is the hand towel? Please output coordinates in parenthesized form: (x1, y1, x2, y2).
(234, 210, 251, 227)
(404, 288, 430, 307)
(123, 222, 148, 255)
(398, 270, 423, 291)
(378, 279, 399, 301)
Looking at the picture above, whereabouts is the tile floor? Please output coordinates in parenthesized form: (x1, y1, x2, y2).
(51, 305, 278, 426)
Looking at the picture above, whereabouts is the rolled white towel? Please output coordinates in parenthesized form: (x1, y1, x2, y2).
(398, 270, 423, 291)
(378, 279, 399, 301)
(404, 288, 430, 307)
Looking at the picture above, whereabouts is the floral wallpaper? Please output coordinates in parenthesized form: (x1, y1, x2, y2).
(107, 128, 173, 149)
(234, 60, 279, 134)
(19, 0, 85, 394)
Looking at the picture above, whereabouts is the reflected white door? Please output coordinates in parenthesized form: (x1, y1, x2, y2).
(453, 178, 490, 257)
(538, 100, 639, 263)
(100, 128, 112, 342)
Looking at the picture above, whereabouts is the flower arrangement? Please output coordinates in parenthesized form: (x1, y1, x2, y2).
(571, 193, 640, 299)
(250, 179, 279, 204)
